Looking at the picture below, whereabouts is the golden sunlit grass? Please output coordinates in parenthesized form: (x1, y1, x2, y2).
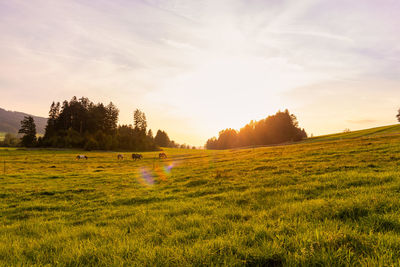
(1, 130, 400, 265)
(0, 132, 5, 141)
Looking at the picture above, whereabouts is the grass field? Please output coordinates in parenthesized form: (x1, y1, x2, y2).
(304, 124, 400, 143)
(1, 130, 400, 265)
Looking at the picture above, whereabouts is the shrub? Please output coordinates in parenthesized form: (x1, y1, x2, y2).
(84, 138, 98, 151)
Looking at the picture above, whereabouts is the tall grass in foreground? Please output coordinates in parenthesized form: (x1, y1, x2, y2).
(1, 134, 400, 265)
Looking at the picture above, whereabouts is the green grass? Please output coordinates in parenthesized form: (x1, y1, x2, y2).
(304, 124, 400, 143)
(0, 132, 5, 141)
(1, 133, 400, 265)
(0, 132, 42, 142)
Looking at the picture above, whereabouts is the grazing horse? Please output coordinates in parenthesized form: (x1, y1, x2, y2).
(159, 153, 167, 159)
(117, 154, 124, 160)
(132, 153, 143, 160)
(76, 155, 88, 160)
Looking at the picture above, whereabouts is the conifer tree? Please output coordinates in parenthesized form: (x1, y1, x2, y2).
(19, 116, 37, 147)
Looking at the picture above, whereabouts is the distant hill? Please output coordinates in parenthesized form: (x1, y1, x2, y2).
(303, 124, 400, 143)
(0, 108, 47, 134)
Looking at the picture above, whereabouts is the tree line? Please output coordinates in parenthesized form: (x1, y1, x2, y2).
(4, 96, 190, 150)
(8, 104, 400, 149)
(205, 110, 307, 149)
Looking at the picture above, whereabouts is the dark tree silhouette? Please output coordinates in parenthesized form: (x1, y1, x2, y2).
(217, 129, 238, 149)
(42, 97, 161, 151)
(154, 130, 170, 147)
(147, 129, 154, 139)
(44, 101, 60, 139)
(104, 102, 119, 134)
(205, 137, 218, 149)
(206, 110, 307, 149)
(397, 108, 400, 122)
(134, 109, 147, 132)
(19, 116, 37, 147)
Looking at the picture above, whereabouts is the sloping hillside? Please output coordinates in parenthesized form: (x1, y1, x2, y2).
(304, 124, 400, 143)
(0, 107, 47, 134)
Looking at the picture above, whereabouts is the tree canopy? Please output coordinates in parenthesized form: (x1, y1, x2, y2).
(154, 130, 170, 147)
(205, 110, 307, 149)
(41, 96, 163, 151)
(133, 109, 147, 132)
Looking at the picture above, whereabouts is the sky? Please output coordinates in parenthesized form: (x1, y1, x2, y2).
(1, 0, 400, 146)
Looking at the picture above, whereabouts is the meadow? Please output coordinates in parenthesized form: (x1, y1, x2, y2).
(1, 130, 400, 265)
(303, 124, 400, 143)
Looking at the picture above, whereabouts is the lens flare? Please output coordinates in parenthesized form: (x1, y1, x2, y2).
(163, 162, 174, 174)
(154, 166, 166, 181)
(137, 167, 154, 186)
(136, 161, 176, 186)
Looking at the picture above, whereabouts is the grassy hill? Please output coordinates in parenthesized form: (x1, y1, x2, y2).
(0, 107, 47, 134)
(1, 131, 400, 265)
(304, 124, 400, 143)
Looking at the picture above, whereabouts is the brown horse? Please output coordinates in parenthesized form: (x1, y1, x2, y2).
(132, 153, 143, 160)
(117, 154, 124, 160)
(159, 153, 167, 159)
